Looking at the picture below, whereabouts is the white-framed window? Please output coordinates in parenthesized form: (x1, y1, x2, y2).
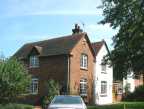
(80, 78, 87, 96)
(80, 54, 88, 69)
(30, 78, 38, 94)
(101, 81, 107, 96)
(29, 55, 39, 68)
(101, 64, 106, 73)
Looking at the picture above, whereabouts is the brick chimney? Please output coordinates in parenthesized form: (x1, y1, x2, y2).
(72, 24, 83, 34)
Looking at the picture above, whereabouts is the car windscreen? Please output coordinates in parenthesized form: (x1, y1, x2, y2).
(52, 96, 82, 104)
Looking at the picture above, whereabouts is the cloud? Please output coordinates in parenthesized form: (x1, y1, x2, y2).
(0, 0, 103, 16)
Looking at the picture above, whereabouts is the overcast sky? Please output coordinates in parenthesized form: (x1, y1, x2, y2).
(0, 0, 118, 57)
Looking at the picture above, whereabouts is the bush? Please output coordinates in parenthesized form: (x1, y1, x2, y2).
(123, 85, 144, 101)
(0, 58, 31, 103)
(0, 103, 33, 109)
(40, 79, 59, 109)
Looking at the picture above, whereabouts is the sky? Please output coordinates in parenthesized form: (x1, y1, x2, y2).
(0, 0, 118, 57)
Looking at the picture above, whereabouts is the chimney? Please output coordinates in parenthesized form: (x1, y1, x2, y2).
(72, 24, 83, 34)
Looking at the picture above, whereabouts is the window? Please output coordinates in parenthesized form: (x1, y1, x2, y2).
(101, 81, 107, 96)
(80, 54, 88, 69)
(30, 78, 38, 94)
(29, 55, 39, 68)
(80, 78, 87, 96)
(101, 64, 106, 73)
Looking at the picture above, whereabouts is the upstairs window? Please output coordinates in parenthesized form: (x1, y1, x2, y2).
(101, 81, 107, 96)
(29, 55, 39, 68)
(101, 64, 106, 73)
(30, 78, 38, 94)
(80, 54, 88, 69)
(101, 58, 106, 73)
(80, 78, 87, 96)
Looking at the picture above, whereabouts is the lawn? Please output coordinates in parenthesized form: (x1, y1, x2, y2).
(88, 102, 144, 109)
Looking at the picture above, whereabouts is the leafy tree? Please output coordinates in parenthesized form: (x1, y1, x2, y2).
(100, 0, 144, 80)
(0, 58, 31, 103)
(41, 79, 59, 108)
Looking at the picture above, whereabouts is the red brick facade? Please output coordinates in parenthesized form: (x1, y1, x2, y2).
(15, 33, 95, 105)
(69, 36, 94, 103)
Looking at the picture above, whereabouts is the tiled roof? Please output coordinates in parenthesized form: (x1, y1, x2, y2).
(14, 33, 86, 59)
(91, 41, 104, 56)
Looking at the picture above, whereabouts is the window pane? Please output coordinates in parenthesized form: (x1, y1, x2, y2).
(101, 64, 106, 72)
(30, 78, 38, 94)
(80, 78, 87, 96)
(80, 54, 88, 69)
(30, 55, 39, 67)
(101, 81, 107, 94)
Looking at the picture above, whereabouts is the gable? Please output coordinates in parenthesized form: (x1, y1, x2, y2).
(70, 34, 95, 60)
(92, 40, 110, 57)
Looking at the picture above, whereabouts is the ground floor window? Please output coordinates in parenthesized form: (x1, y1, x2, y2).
(101, 81, 107, 96)
(80, 78, 87, 96)
(30, 78, 38, 94)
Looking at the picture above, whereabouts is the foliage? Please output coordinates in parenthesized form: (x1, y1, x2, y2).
(100, 0, 144, 80)
(41, 79, 59, 109)
(0, 103, 33, 109)
(0, 58, 31, 103)
(123, 85, 144, 101)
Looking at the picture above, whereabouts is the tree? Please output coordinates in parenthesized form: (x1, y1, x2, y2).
(0, 58, 31, 103)
(100, 0, 144, 80)
(41, 79, 59, 108)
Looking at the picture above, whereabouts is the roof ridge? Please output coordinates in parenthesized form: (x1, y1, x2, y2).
(26, 33, 85, 45)
(13, 32, 86, 58)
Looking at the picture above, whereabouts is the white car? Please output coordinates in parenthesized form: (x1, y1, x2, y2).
(48, 95, 87, 109)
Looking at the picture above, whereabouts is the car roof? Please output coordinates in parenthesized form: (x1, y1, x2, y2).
(55, 95, 81, 97)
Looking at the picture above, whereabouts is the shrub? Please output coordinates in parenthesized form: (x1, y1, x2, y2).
(123, 85, 144, 101)
(0, 103, 33, 109)
(40, 79, 59, 109)
(0, 58, 31, 103)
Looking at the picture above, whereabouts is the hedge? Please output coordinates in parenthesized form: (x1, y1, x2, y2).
(0, 103, 33, 109)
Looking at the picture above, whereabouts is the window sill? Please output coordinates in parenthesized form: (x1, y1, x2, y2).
(80, 67, 88, 71)
(29, 66, 39, 69)
(30, 93, 38, 95)
(100, 94, 107, 97)
(21, 93, 38, 96)
(101, 72, 107, 74)
(80, 94, 87, 97)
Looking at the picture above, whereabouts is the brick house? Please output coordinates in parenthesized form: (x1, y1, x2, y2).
(14, 25, 95, 104)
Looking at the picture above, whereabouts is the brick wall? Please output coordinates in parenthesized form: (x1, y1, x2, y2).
(21, 55, 68, 104)
(69, 36, 94, 104)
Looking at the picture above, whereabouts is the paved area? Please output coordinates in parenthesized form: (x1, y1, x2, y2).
(34, 106, 42, 109)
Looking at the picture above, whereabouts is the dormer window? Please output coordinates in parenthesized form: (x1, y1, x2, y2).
(29, 55, 39, 68)
(80, 54, 88, 69)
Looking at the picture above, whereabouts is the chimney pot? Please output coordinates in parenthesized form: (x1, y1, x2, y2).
(72, 24, 83, 34)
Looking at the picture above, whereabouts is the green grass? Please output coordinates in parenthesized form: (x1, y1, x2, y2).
(0, 103, 34, 109)
(88, 102, 144, 109)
